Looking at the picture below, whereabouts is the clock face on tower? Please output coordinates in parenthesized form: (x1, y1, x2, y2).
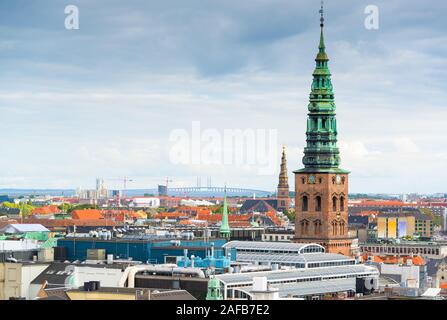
(308, 175, 316, 184)
(336, 174, 341, 184)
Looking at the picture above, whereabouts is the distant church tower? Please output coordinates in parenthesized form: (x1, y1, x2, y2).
(293, 3, 352, 256)
(277, 145, 290, 212)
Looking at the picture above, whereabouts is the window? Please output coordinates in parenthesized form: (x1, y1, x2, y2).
(332, 196, 337, 211)
(332, 221, 338, 236)
(301, 220, 309, 235)
(314, 220, 322, 235)
(340, 196, 345, 211)
(315, 196, 322, 211)
(302, 196, 308, 211)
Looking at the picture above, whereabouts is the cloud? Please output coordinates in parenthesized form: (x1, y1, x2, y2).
(0, 0, 446, 193)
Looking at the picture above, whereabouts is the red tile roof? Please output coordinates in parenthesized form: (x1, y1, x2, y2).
(364, 254, 425, 266)
(32, 206, 61, 215)
(24, 218, 120, 228)
(154, 212, 188, 219)
(71, 209, 103, 220)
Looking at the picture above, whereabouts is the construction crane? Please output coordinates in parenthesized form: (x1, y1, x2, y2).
(104, 176, 134, 199)
(162, 177, 173, 197)
(165, 177, 173, 189)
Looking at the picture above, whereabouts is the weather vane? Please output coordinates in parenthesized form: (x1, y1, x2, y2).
(319, 0, 324, 27)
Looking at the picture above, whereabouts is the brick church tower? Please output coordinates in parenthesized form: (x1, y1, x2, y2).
(293, 3, 352, 255)
(277, 145, 290, 212)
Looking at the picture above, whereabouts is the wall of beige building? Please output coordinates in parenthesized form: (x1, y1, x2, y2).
(0, 263, 48, 300)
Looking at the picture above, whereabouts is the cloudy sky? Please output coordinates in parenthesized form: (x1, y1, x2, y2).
(0, 0, 446, 193)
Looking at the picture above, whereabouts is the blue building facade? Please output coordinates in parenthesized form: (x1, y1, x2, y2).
(57, 238, 229, 263)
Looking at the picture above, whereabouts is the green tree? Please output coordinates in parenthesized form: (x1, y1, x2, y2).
(2, 201, 18, 208)
(58, 203, 73, 213)
(419, 208, 440, 226)
(19, 202, 34, 218)
(67, 204, 98, 213)
(213, 205, 224, 214)
(283, 209, 295, 222)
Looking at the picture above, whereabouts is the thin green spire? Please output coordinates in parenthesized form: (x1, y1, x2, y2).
(219, 186, 230, 238)
(319, 27, 325, 51)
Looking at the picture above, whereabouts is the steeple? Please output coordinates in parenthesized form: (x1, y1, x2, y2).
(292, 3, 352, 256)
(219, 187, 231, 238)
(278, 145, 289, 188)
(295, 1, 349, 174)
(317, 1, 328, 63)
(277, 145, 290, 211)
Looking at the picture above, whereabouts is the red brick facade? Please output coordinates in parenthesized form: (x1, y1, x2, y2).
(294, 172, 352, 256)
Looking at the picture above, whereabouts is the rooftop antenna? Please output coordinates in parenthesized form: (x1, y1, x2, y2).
(319, 0, 325, 28)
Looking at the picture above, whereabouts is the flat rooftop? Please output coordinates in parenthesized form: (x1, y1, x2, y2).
(223, 241, 325, 254)
(216, 264, 379, 286)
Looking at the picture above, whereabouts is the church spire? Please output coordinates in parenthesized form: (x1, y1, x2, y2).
(219, 186, 231, 238)
(278, 145, 289, 188)
(277, 145, 290, 211)
(294, 3, 348, 174)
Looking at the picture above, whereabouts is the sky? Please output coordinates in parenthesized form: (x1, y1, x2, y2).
(0, 0, 446, 193)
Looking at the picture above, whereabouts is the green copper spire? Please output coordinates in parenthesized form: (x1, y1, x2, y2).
(296, 2, 349, 174)
(219, 187, 231, 238)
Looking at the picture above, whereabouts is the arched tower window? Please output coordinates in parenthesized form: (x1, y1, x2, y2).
(301, 220, 309, 235)
(332, 196, 337, 211)
(302, 196, 308, 212)
(315, 196, 321, 211)
(340, 220, 345, 235)
(340, 196, 345, 212)
(314, 220, 322, 235)
(332, 221, 337, 236)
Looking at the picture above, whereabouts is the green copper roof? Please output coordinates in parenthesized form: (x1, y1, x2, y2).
(206, 276, 223, 300)
(219, 188, 230, 238)
(299, 9, 348, 174)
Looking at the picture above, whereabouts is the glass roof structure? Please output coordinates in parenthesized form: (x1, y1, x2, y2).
(223, 241, 325, 254)
(216, 264, 379, 286)
(223, 241, 355, 267)
(235, 252, 354, 265)
(242, 277, 357, 298)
